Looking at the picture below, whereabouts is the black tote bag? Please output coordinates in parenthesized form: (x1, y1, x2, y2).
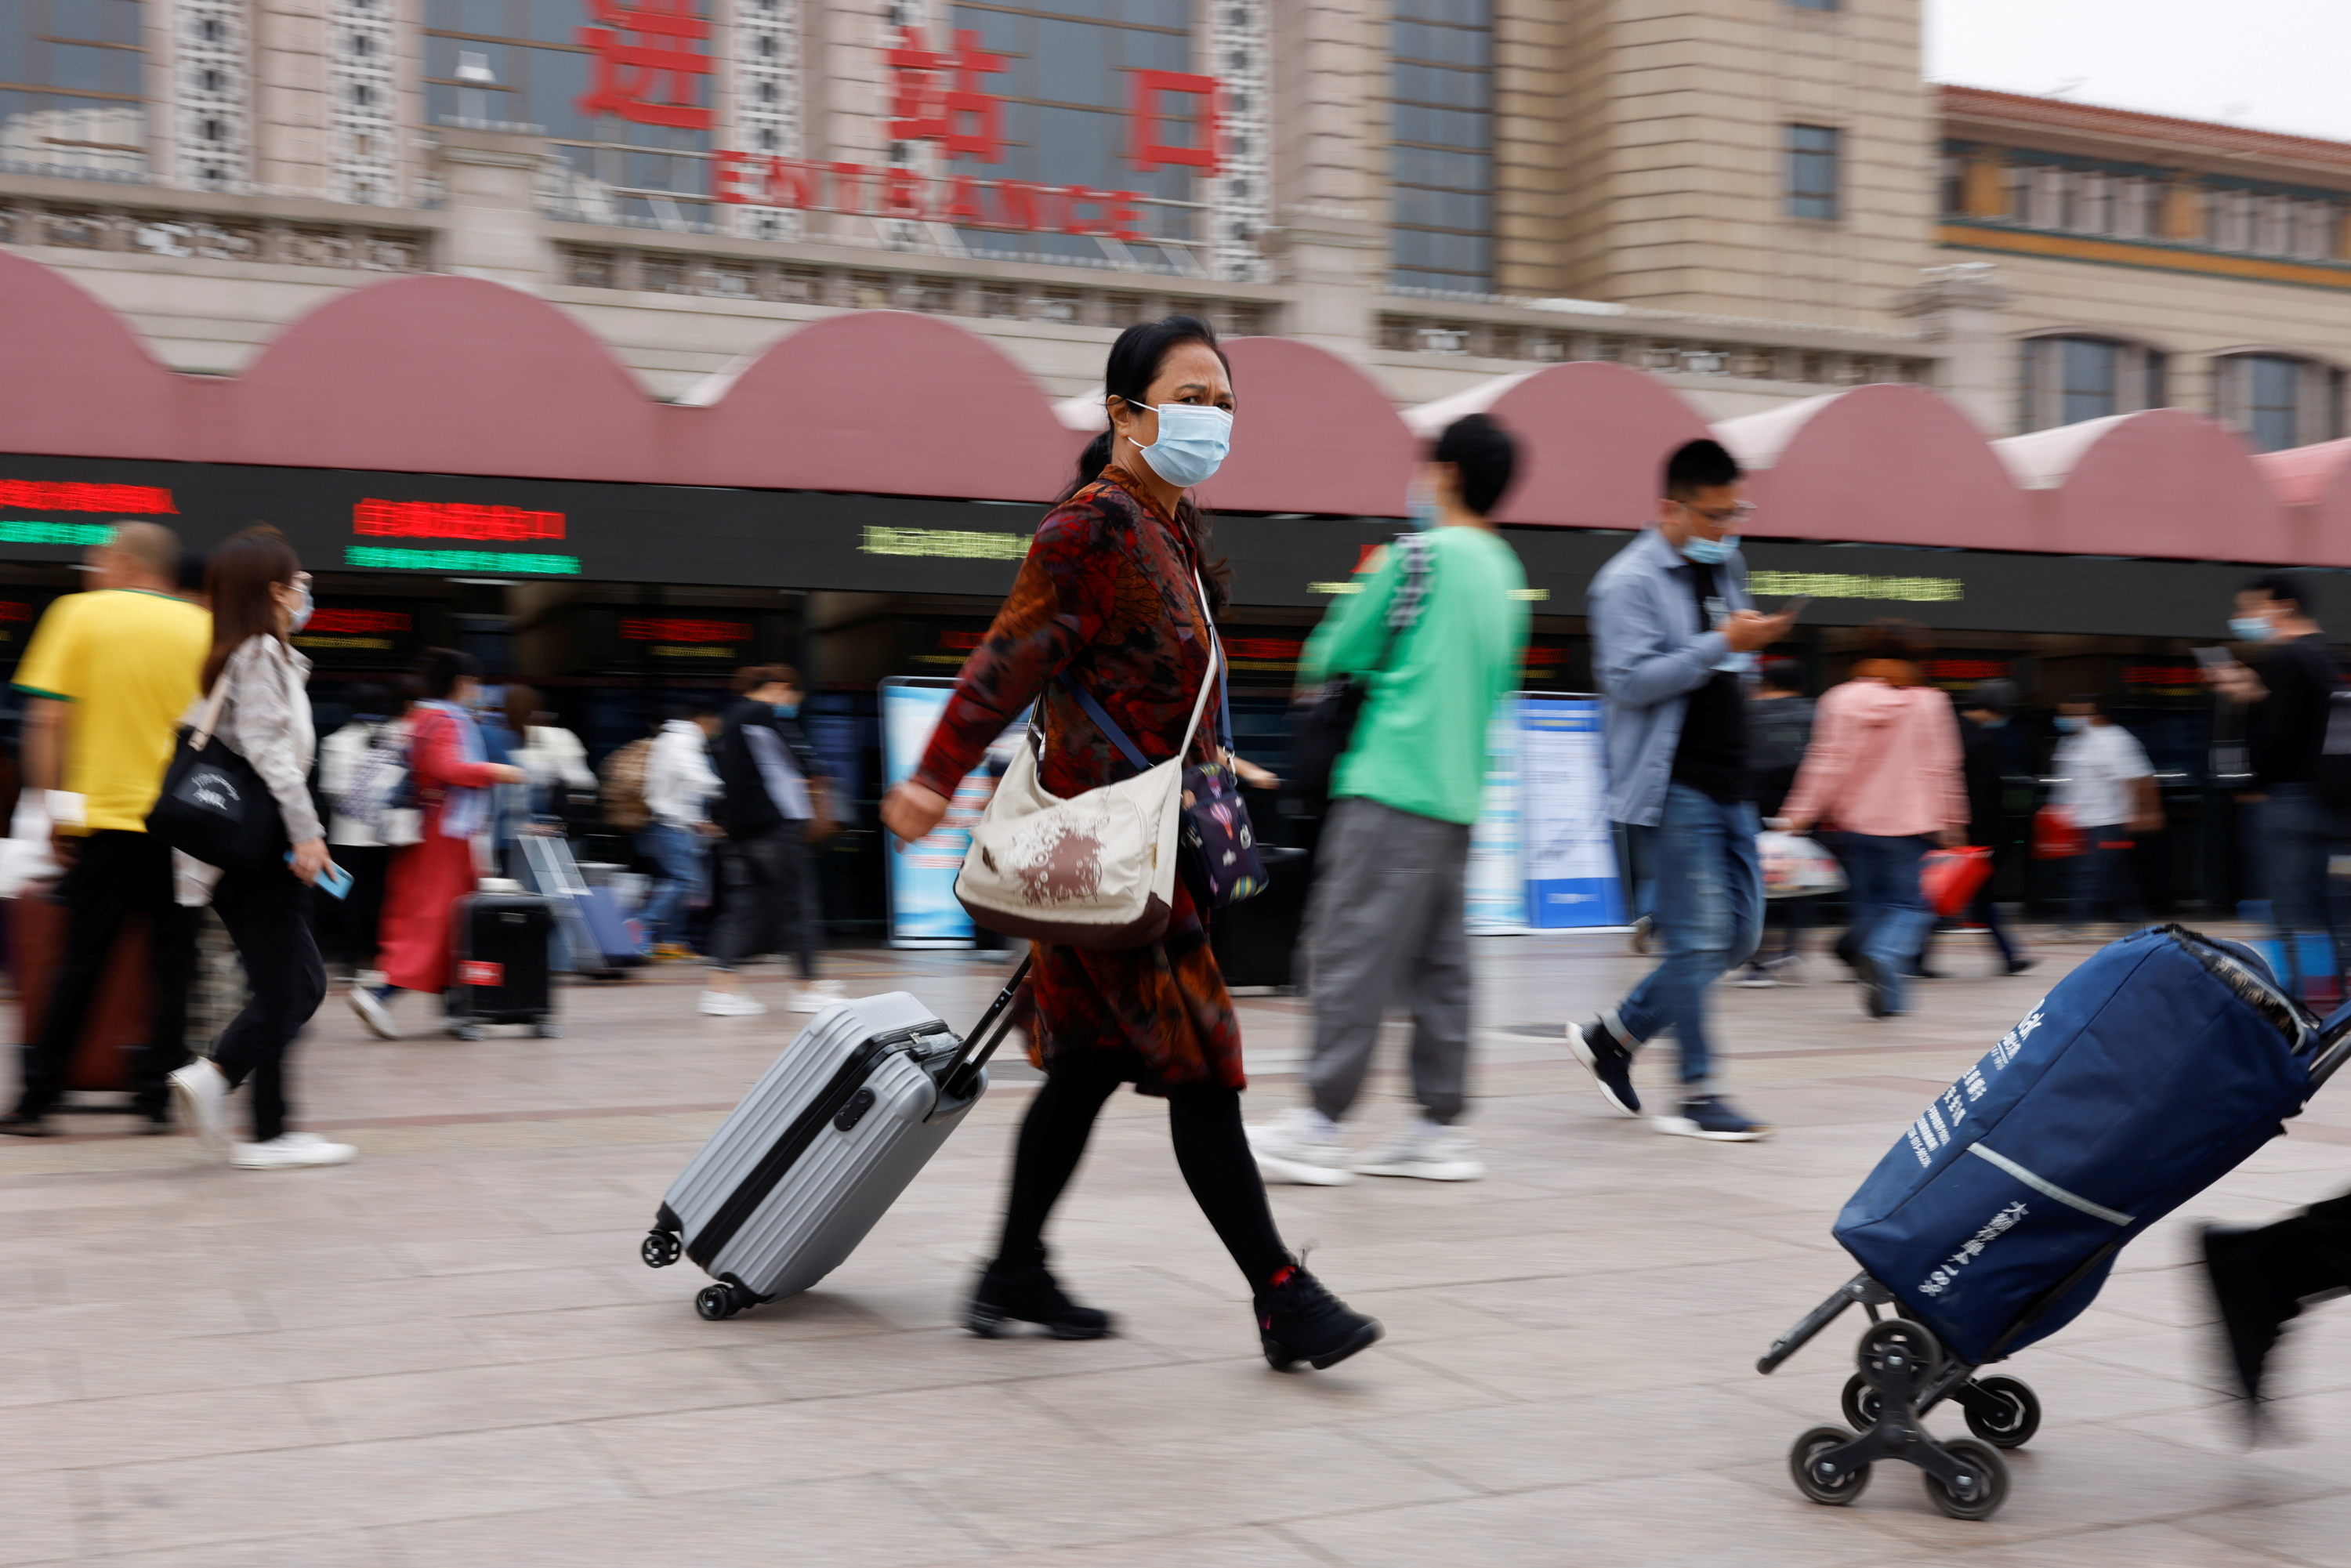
(147, 672, 289, 873)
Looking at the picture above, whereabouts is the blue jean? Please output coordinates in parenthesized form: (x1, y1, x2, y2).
(2068, 827, 2141, 929)
(1841, 833, 1936, 1015)
(636, 822, 710, 947)
(1610, 784, 1762, 1089)
(2262, 784, 2345, 994)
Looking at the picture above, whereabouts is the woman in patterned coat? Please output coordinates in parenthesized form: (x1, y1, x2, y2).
(881, 317, 1382, 1372)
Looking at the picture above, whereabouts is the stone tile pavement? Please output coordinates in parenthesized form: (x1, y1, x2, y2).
(9, 925, 2351, 1566)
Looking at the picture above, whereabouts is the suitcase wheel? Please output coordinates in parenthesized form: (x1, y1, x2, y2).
(447, 1022, 485, 1041)
(695, 1283, 745, 1320)
(534, 1022, 563, 1038)
(641, 1230, 682, 1269)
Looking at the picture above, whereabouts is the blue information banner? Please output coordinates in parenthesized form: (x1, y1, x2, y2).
(1520, 696, 1625, 929)
(878, 677, 1028, 947)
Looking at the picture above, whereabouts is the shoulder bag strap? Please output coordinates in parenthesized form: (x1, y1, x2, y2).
(1055, 569, 1225, 776)
(187, 643, 242, 750)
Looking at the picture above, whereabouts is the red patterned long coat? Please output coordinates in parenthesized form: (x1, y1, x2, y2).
(911, 465, 1243, 1091)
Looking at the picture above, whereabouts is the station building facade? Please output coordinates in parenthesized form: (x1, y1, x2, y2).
(9, 0, 2351, 922)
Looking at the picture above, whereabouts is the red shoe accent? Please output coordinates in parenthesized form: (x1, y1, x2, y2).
(1268, 1266, 1295, 1290)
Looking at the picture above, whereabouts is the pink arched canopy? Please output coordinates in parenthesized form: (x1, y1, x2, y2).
(1715, 384, 2036, 551)
(1994, 410, 2289, 563)
(0, 248, 2346, 564)
(1196, 336, 1415, 517)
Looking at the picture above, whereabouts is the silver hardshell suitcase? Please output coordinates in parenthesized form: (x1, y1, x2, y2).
(639, 960, 1027, 1319)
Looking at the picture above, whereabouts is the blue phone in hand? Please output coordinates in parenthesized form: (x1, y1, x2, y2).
(292, 853, 354, 900)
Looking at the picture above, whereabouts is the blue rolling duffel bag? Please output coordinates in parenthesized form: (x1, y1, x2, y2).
(1759, 924, 2351, 1519)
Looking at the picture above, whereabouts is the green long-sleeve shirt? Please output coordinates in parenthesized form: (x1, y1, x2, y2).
(1299, 525, 1528, 825)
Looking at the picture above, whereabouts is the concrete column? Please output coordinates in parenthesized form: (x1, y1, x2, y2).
(1263, 2, 1383, 359)
(1894, 262, 2016, 437)
(428, 125, 557, 289)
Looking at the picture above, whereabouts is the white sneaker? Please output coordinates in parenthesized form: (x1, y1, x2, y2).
(1244, 1107, 1356, 1186)
(1353, 1121, 1485, 1182)
(167, 1059, 231, 1154)
(789, 980, 850, 1012)
(346, 985, 397, 1040)
(231, 1132, 357, 1170)
(699, 989, 768, 1017)
(1731, 966, 1777, 989)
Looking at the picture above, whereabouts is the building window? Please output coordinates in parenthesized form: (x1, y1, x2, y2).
(426, 0, 715, 229)
(2, 0, 147, 179)
(2019, 335, 2168, 433)
(1787, 125, 1839, 222)
(2217, 353, 2342, 452)
(1389, 0, 1494, 294)
(947, 3, 1205, 273)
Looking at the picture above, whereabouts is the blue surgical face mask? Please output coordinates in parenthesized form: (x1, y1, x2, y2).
(1132, 401, 1233, 488)
(773, 701, 799, 719)
(1683, 533, 1739, 567)
(2054, 715, 2085, 733)
(2230, 616, 2274, 643)
(1407, 487, 1442, 532)
(284, 577, 312, 634)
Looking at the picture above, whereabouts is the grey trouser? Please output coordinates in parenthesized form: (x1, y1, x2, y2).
(1302, 796, 1473, 1125)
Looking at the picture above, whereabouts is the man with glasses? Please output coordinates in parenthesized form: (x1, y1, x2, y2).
(1567, 439, 1795, 1142)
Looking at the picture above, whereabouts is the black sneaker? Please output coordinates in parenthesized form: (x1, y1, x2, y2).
(1654, 1094, 1773, 1142)
(0, 1111, 47, 1138)
(1256, 1261, 1383, 1371)
(2201, 1223, 2290, 1423)
(1854, 954, 1895, 1019)
(964, 1260, 1114, 1341)
(2005, 956, 2041, 977)
(1566, 1018, 1640, 1115)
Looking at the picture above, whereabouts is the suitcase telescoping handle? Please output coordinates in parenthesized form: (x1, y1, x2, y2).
(940, 954, 1034, 1101)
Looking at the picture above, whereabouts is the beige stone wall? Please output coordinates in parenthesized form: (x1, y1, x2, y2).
(1511, 0, 1935, 328)
(253, 0, 330, 193)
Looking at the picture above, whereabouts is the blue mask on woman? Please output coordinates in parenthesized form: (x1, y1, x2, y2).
(1132, 402, 1233, 487)
(773, 701, 799, 720)
(2054, 715, 2085, 733)
(2230, 616, 2274, 643)
(1683, 533, 1738, 567)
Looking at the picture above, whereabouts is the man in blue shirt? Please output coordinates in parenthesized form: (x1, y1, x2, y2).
(1567, 439, 1795, 1142)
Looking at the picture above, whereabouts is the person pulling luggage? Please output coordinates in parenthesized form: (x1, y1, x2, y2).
(880, 315, 1382, 1371)
(1244, 414, 1529, 1184)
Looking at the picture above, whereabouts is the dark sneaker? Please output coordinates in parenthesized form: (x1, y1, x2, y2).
(1628, 914, 1655, 955)
(1654, 1094, 1773, 1142)
(1566, 1018, 1640, 1115)
(1256, 1261, 1383, 1371)
(2201, 1223, 2290, 1425)
(0, 1111, 47, 1137)
(2005, 956, 2041, 977)
(1855, 954, 1895, 1019)
(964, 1261, 1114, 1341)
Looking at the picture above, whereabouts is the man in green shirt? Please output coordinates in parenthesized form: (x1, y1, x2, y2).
(1248, 415, 1528, 1185)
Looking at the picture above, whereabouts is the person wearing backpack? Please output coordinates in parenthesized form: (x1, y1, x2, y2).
(2208, 572, 2342, 996)
(600, 730, 657, 834)
(1244, 415, 1528, 1185)
(317, 683, 413, 983)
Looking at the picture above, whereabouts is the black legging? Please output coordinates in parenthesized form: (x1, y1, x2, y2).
(995, 1053, 1289, 1288)
(211, 864, 330, 1144)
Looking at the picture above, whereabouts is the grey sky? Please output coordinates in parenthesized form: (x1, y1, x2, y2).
(1924, 0, 2351, 144)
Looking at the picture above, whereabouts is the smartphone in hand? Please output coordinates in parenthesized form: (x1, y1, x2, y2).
(291, 851, 354, 899)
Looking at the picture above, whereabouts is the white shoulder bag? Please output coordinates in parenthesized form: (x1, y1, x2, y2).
(955, 592, 1219, 951)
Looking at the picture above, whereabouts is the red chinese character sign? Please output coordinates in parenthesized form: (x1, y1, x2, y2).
(884, 27, 1007, 161)
(577, 0, 713, 130)
(1130, 71, 1219, 176)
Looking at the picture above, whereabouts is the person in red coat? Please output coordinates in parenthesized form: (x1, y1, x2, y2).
(348, 648, 524, 1037)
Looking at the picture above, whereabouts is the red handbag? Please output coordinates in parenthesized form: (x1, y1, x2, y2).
(2032, 804, 2084, 860)
(1920, 845, 1994, 918)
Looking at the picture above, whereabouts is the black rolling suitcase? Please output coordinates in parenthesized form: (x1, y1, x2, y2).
(1212, 845, 1311, 991)
(446, 883, 558, 1039)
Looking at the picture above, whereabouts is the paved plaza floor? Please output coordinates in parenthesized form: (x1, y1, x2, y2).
(10, 925, 2351, 1566)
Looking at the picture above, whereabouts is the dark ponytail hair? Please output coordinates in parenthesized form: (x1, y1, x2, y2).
(1061, 314, 1233, 613)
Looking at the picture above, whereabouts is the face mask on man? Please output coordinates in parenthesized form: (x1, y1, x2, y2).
(1683, 533, 1738, 567)
(2230, 616, 2274, 643)
(1407, 486, 1442, 532)
(2054, 715, 2085, 733)
(773, 701, 799, 720)
(1130, 401, 1233, 488)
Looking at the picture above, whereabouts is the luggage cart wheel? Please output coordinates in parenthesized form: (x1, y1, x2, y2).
(695, 1284, 741, 1320)
(1958, 1374, 2041, 1449)
(1789, 1425, 1871, 1505)
(1839, 1372, 1884, 1432)
(641, 1231, 682, 1269)
(450, 1023, 485, 1041)
(1921, 1438, 2009, 1520)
